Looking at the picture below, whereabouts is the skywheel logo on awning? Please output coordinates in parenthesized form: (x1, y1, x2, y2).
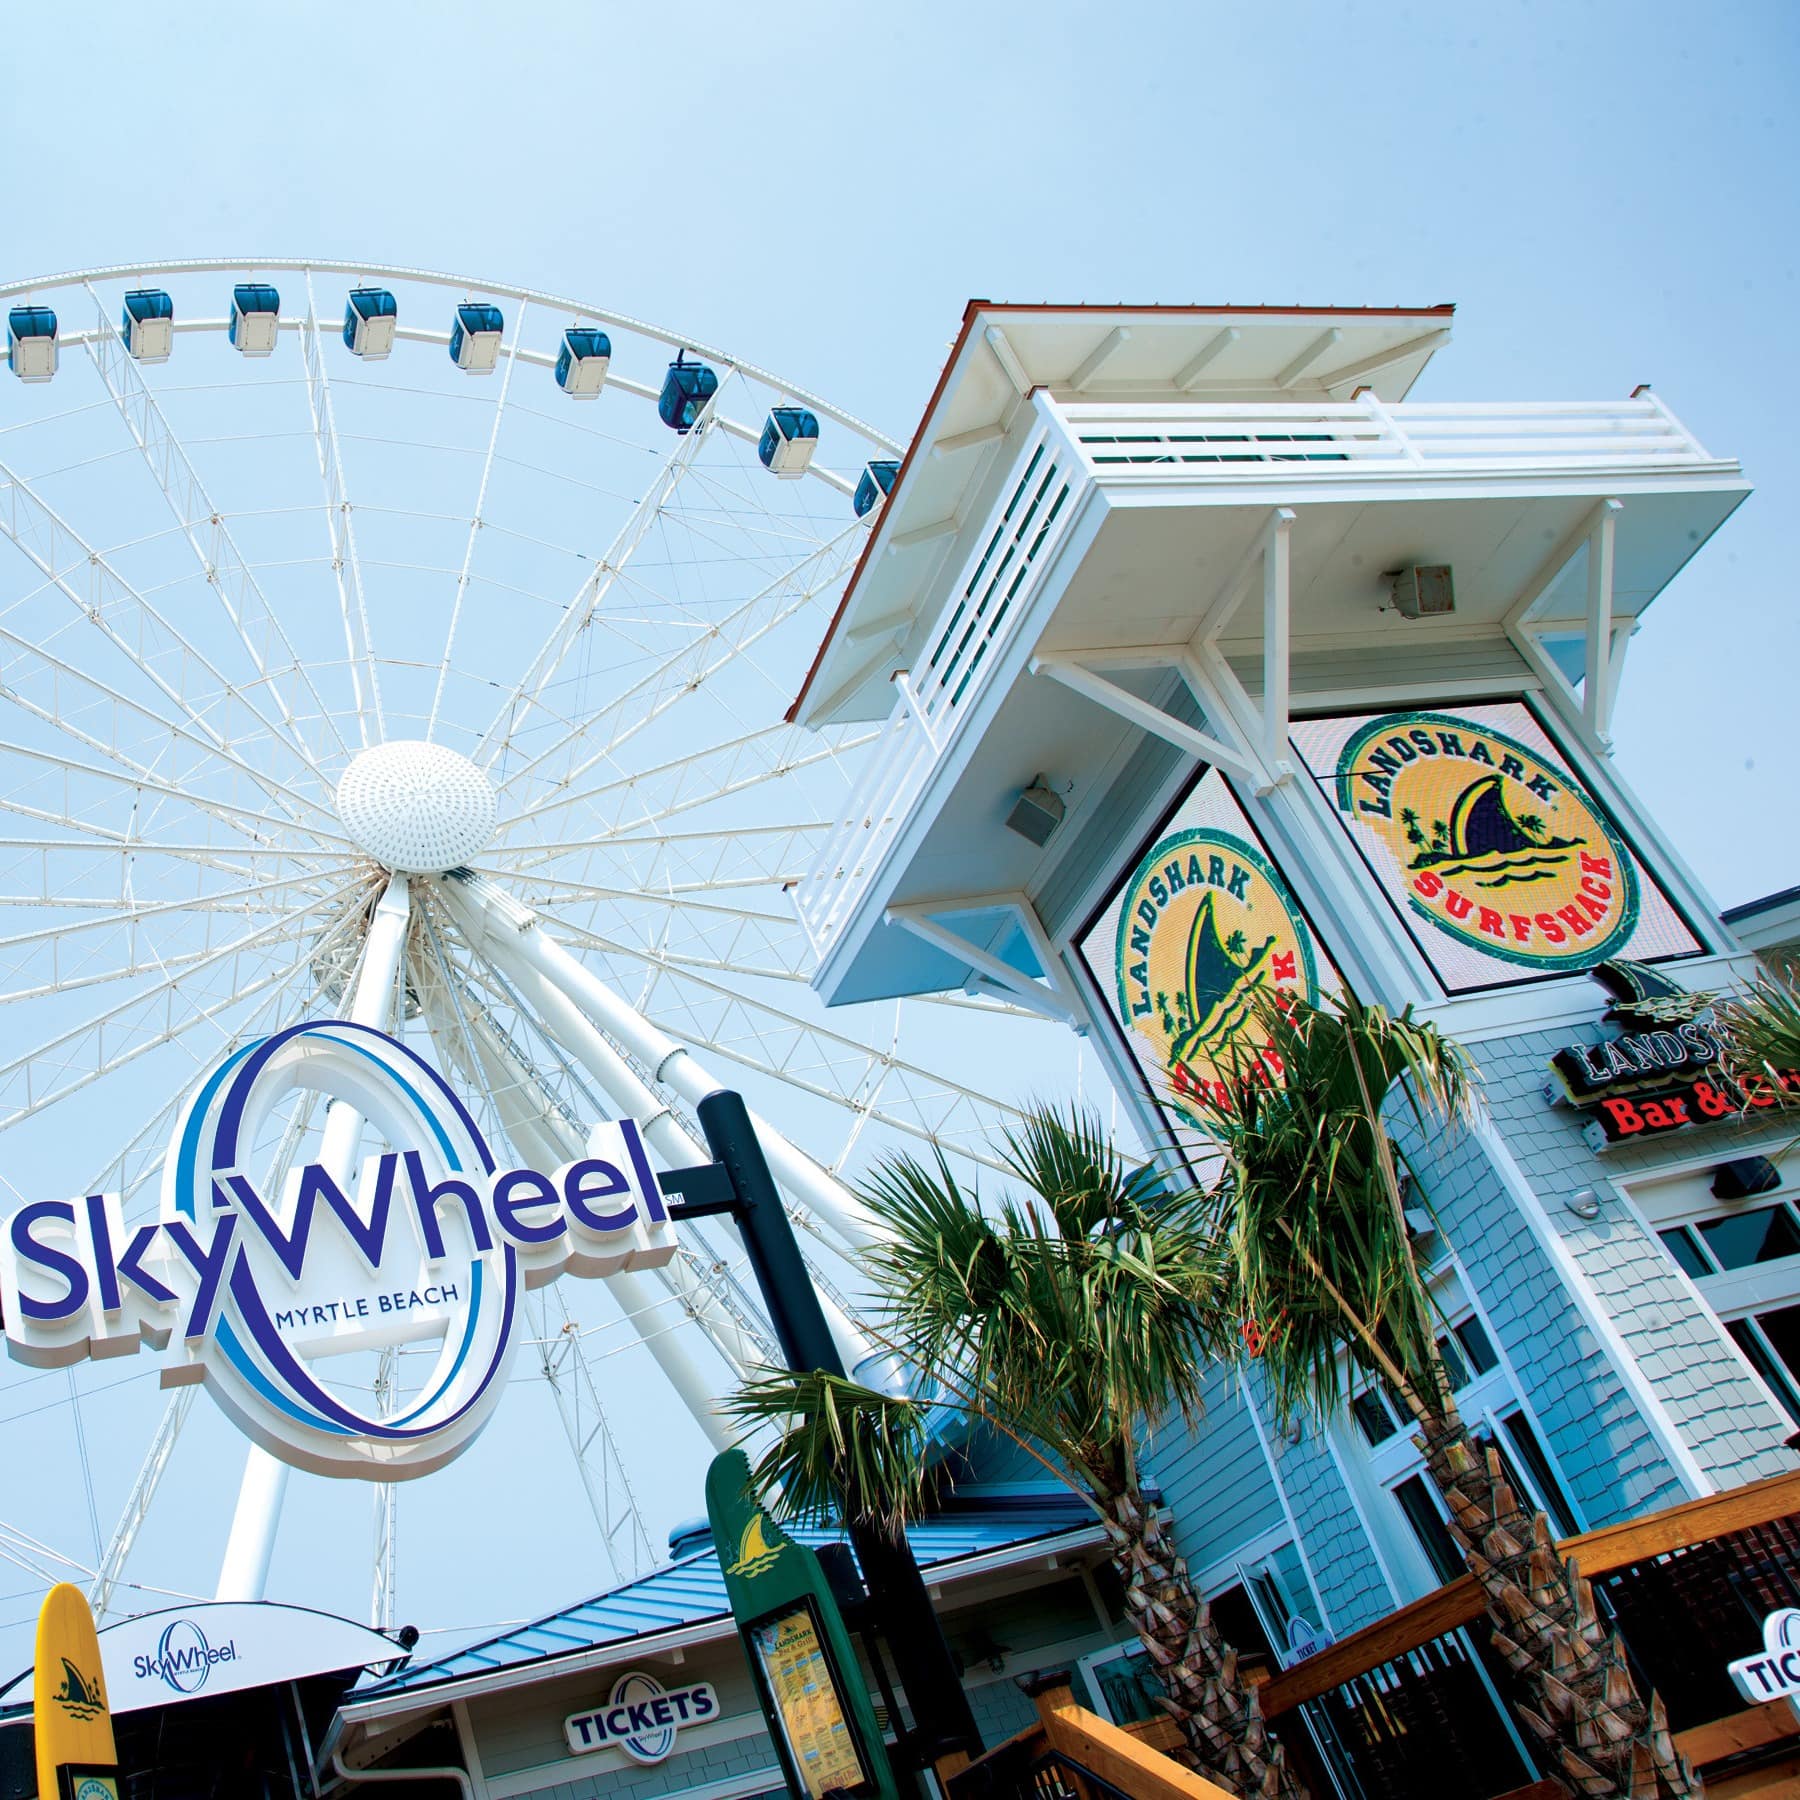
(0, 1022, 677, 1479)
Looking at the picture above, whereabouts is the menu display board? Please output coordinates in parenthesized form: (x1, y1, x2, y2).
(1290, 701, 1701, 993)
(747, 1600, 872, 1800)
(1074, 766, 1335, 1135)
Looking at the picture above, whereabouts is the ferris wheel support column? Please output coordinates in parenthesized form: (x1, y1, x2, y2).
(442, 875, 888, 1251)
(437, 987, 740, 1442)
(215, 874, 413, 1604)
(442, 887, 883, 1380)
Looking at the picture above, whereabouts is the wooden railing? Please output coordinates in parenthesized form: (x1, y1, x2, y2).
(944, 1673, 1234, 1800)
(1260, 1467, 1800, 1718)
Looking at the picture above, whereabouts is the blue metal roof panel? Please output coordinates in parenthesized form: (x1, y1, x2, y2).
(360, 1505, 1092, 1698)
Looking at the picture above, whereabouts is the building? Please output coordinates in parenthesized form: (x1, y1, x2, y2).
(785, 302, 1800, 1785)
(325, 1489, 1172, 1799)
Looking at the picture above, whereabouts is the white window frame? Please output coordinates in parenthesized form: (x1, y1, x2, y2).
(1623, 1150, 1800, 1427)
(1328, 1260, 1582, 1603)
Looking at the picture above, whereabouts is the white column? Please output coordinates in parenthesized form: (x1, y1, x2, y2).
(215, 875, 412, 1602)
(451, 993, 738, 1442)
(443, 874, 888, 1251)
(442, 878, 885, 1379)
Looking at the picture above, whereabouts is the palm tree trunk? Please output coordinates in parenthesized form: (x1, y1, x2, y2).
(1414, 1402, 1700, 1799)
(1099, 1486, 1308, 1800)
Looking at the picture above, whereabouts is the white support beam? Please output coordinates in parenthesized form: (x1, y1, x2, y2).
(983, 324, 1031, 396)
(1320, 327, 1453, 394)
(442, 874, 888, 1253)
(1194, 506, 1297, 645)
(1276, 327, 1343, 389)
(1030, 653, 1269, 787)
(888, 513, 961, 550)
(932, 421, 1007, 458)
(885, 900, 1079, 1026)
(216, 875, 412, 1605)
(1176, 328, 1239, 390)
(1261, 508, 1293, 779)
(1583, 499, 1623, 748)
(1069, 326, 1130, 392)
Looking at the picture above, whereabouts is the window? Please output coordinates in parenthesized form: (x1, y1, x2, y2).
(1346, 1313, 1499, 1447)
(1644, 1173, 1800, 1428)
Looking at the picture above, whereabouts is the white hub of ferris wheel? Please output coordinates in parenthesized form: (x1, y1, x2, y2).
(336, 740, 497, 874)
(0, 258, 1081, 1647)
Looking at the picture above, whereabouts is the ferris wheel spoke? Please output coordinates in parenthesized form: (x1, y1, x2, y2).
(0, 615, 331, 829)
(575, 935, 1027, 1173)
(427, 302, 528, 741)
(491, 521, 862, 810)
(497, 719, 874, 849)
(0, 735, 356, 852)
(0, 864, 355, 978)
(473, 382, 734, 769)
(511, 878, 813, 981)
(0, 887, 363, 1134)
(299, 274, 384, 749)
(80, 283, 353, 776)
(0, 458, 327, 792)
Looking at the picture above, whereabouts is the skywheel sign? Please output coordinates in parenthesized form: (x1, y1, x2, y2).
(0, 1021, 677, 1479)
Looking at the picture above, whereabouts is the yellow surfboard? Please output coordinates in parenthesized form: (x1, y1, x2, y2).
(33, 1583, 118, 1800)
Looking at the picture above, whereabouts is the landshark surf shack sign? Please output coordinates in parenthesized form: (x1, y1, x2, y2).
(1078, 768, 1330, 1132)
(0, 1022, 677, 1479)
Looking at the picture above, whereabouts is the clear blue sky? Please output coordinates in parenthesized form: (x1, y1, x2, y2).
(1, 0, 1795, 1658)
(6, 2, 1792, 894)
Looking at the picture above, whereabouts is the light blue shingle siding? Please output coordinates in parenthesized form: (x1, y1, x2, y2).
(1461, 1024, 1797, 1495)
(1269, 1412, 1394, 1634)
(1143, 1366, 1284, 1577)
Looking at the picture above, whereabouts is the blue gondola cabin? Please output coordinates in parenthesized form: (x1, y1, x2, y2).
(854, 460, 900, 519)
(344, 288, 398, 360)
(7, 306, 57, 382)
(229, 283, 281, 357)
(121, 289, 174, 364)
(658, 354, 718, 433)
(759, 407, 819, 478)
(555, 327, 611, 398)
(450, 303, 504, 373)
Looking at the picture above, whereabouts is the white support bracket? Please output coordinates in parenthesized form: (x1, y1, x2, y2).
(885, 895, 1083, 1027)
(1503, 497, 1625, 756)
(1030, 653, 1269, 789)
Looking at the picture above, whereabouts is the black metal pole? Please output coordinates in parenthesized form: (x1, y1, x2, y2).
(695, 1089, 981, 1765)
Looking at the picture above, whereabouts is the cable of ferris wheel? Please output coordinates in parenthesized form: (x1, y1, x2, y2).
(0, 613, 333, 831)
(0, 460, 328, 795)
(80, 279, 356, 777)
(470, 379, 732, 770)
(488, 520, 860, 807)
(298, 272, 384, 750)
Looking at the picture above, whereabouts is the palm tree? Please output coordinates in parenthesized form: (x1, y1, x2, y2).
(1198, 992, 1699, 1800)
(1717, 973, 1800, 1102)
(726, 1108, 1306, 1800)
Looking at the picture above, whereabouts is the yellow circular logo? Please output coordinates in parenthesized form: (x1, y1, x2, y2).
(1333, 710, 1638, 971)
(1113, 828, 1320, 1122)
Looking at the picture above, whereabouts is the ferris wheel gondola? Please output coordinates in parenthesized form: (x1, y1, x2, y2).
(0, 258, 1081, 1651)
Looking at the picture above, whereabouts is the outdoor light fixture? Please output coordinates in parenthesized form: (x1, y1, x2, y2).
(1386, 564, 1456, 619)
(1566, 1188, 1603, 1221)
(1005, 777, 1065, 847)
(1713, 1157, 1782, 1201)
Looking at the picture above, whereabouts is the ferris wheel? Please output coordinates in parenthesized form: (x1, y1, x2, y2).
(0, 260, 1083, 1648)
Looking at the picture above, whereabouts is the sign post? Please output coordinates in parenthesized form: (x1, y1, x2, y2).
(666, 1089, 981, 1770)
(33, 1584, 119, 1800)
(707, 1450, 899, 1800)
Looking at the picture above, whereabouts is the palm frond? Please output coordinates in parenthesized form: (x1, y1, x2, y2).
(724, 1368, 936, 1532)
(1717, 974, 1800, 1098)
